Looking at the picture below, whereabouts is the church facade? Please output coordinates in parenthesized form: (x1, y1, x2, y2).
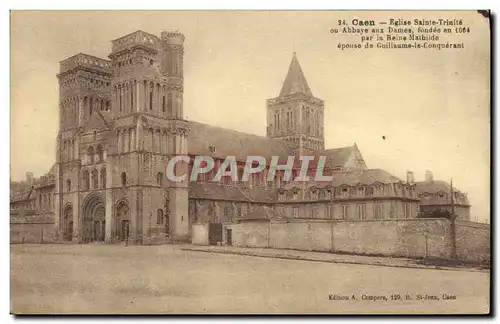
(10, 29, 471, 245)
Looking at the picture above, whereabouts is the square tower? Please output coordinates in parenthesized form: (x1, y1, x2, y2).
(266, 53, 325, 155)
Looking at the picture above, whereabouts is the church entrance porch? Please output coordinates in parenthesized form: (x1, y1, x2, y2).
(81, 194, 106, 243)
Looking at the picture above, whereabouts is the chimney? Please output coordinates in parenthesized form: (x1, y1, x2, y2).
(425, 170, 433, 182)
(406, 171, 414, 183)
(26, 172, 34, 186)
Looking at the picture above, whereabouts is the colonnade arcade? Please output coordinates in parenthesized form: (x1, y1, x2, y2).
(112, 80, 182, 118)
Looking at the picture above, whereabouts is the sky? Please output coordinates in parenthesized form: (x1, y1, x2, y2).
(10, 11, 490, 221)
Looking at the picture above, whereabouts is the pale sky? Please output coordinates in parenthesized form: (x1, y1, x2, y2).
(10, 11, 490, 221)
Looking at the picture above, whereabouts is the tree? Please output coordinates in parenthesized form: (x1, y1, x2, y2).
(420, 209, 452, 220)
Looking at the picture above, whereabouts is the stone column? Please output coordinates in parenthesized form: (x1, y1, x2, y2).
(175, 133, 181, 155)
(145, 82, 150, 111)
(156, 130, 161, 154)
(125, 84, 130, 113)
(74, 136, 79, 161)
(130, 128, 136, 152)
(104, 160, 113, 243)
(131, 81, 135, 112)
(136, 80, 141, 112)
(117, 129, 122, 154)
(53, 164, 62, 241)
(78, 96, 83, 127)
(123, 130, 129, 153)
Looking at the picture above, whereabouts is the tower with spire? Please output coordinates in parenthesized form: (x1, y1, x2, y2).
(266, 53, 325, 155)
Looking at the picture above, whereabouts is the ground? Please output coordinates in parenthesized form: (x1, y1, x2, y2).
(10, 244, 490, 314)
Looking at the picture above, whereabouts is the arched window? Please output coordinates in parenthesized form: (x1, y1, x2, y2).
(83, 96, 88, 116)
(100, 168, 106, 189)
(119, 87, 123, 111)
(306, 110, 310, 132)
(149, 85, 153, 110)
(92, 169, 99, 190)
(156, 84, 161, 112)
(67, 179, 71, 192)
(96, 145, 103, 162)
(157, 209, 164, 225)
(157, 172, 163, 186)
(88, 146, 94, 164)
(130, 86, 134, 110)
(62, 140, 67, 161)
(82, 170, 90, 191)
(121, 172, 127, 187)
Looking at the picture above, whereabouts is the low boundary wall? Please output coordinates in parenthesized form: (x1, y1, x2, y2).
(10, 213, 55, 244)
(192, 218, 490, 262)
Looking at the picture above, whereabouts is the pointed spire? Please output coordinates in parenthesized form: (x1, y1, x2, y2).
(279, 53, 313, 97)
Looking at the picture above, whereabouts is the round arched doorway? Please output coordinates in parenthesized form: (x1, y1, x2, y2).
(82, 193, 106, 243)
(115, 201, 130, 242)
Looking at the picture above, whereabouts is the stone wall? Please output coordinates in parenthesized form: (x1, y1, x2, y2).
(456, 221, 490, 262)
(331, 219, 452, 259)
(217, 218, 488, 262)
(191, 223, 209, 245)
(230, 221, 269, 248)
(270, 220, 331, 252)
(10, 212, 55, 243)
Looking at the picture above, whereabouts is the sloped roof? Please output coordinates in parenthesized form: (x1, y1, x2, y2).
(415, 180, 470, 206)
(317, 145, 355, 168)
(188, 121, 291, 161)
(188, 182, 278, 203)
(189, 182, 249, 201)
(414, 180, 453, 194)
(10, 167, 56, 201)
(330, 169, 403, 187)
(283, 168, 403, 190)
(10, 185, 33, 202)
(279, 53, 313, 97)
(415, 180, 468, 195)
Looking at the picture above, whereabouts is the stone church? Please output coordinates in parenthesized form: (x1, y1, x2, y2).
(10, 29, 471, 245)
